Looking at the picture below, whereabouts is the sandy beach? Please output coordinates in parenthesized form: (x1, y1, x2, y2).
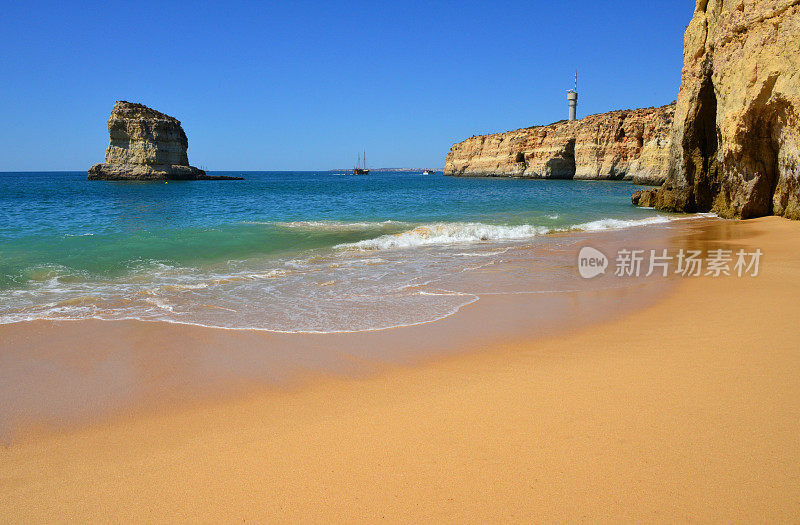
(2, 0, 798, 521)
(2, 216, 799, 522)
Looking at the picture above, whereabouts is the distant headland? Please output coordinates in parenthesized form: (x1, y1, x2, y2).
(445, 103, 674, 186)
(328, 168, 442, 173)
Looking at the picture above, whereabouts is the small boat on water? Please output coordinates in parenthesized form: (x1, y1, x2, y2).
(353, 151, 370, 175)
(423, 169, 436, 175)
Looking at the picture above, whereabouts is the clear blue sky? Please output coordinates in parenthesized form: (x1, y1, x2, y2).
(0, 1, 691, 171)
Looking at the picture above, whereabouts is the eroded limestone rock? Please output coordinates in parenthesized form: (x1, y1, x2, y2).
(88, 101, 242, 181)
(444, 103, 675, 185)
(637, 0, 800, 218)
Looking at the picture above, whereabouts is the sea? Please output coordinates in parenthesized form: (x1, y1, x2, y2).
(0, 171, 685, 333)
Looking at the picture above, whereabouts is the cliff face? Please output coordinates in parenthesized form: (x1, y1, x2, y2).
(88, 101, 241, 181)
(445, 103, 675, 185)
(634, 0, 800, 218)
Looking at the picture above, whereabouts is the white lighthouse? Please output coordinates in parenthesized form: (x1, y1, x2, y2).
(567, 70, 578, 121)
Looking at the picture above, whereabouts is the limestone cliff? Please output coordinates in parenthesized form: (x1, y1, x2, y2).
(88, 101, 242, 181)
(633, 0, 800, 218)
(444, 103, 675, 185)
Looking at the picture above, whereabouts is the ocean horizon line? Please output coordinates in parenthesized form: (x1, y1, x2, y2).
(0, 168, 446, 174)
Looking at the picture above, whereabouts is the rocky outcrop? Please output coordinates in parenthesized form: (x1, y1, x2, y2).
(634, 0, 800, 218)
(444, 103, 675, 185)
(88, 101, 242, 181)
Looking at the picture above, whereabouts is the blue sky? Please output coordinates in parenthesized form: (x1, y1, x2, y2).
(0, 1, 690, 171)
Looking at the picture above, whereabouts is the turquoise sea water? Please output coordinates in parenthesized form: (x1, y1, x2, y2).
(0, 171, 672, 331)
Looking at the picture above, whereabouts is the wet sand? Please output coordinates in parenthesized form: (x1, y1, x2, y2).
(2, 217, 799, 521)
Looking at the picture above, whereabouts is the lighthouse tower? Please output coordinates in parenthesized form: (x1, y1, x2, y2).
(567, 70, 578, 121)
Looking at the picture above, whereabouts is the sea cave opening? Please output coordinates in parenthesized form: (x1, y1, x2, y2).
(685, 75, 720, 211)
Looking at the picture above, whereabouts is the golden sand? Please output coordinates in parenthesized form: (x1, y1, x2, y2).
(2, 217, 799, 522)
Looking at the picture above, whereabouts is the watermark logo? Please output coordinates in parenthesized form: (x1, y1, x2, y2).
(578, 247, 763, 278)
(578, 246, 609, 279)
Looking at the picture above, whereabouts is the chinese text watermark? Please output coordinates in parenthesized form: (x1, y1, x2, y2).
(578, 247, 762, 279)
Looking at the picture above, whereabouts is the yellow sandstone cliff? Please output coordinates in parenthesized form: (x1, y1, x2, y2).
(444, 103, 675, 185)
(88, 101, 242, 181)
(633, 0, 800, 218)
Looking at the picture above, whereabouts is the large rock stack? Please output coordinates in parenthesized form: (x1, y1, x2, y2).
(88, 101, 242, 181)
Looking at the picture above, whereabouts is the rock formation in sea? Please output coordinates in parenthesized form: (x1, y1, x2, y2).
(88, 101, 242, 181)
(633, 0, 799, 218)
(444, 103, 675, 185)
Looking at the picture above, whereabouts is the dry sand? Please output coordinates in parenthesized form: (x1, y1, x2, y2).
(2, 217, 799, 522)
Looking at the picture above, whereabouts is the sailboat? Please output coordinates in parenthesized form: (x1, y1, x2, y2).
(353, 150, 370, 175)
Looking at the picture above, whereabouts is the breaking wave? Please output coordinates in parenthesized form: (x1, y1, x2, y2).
(570, 215, 674, 231)
(336, 216, 679, 251)
(337, 223, 552, 250)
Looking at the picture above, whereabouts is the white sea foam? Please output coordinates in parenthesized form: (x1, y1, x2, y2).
(336, 223, 553, 251)
(335, 215, 682, 251)
(569, 215, 674, 232)
(143, 297, 174, 311)
(161, 283, 210, 291)
(273, 220, 410, 230)
(454, 247, 512, 257)
(241, 269, 289, 279)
